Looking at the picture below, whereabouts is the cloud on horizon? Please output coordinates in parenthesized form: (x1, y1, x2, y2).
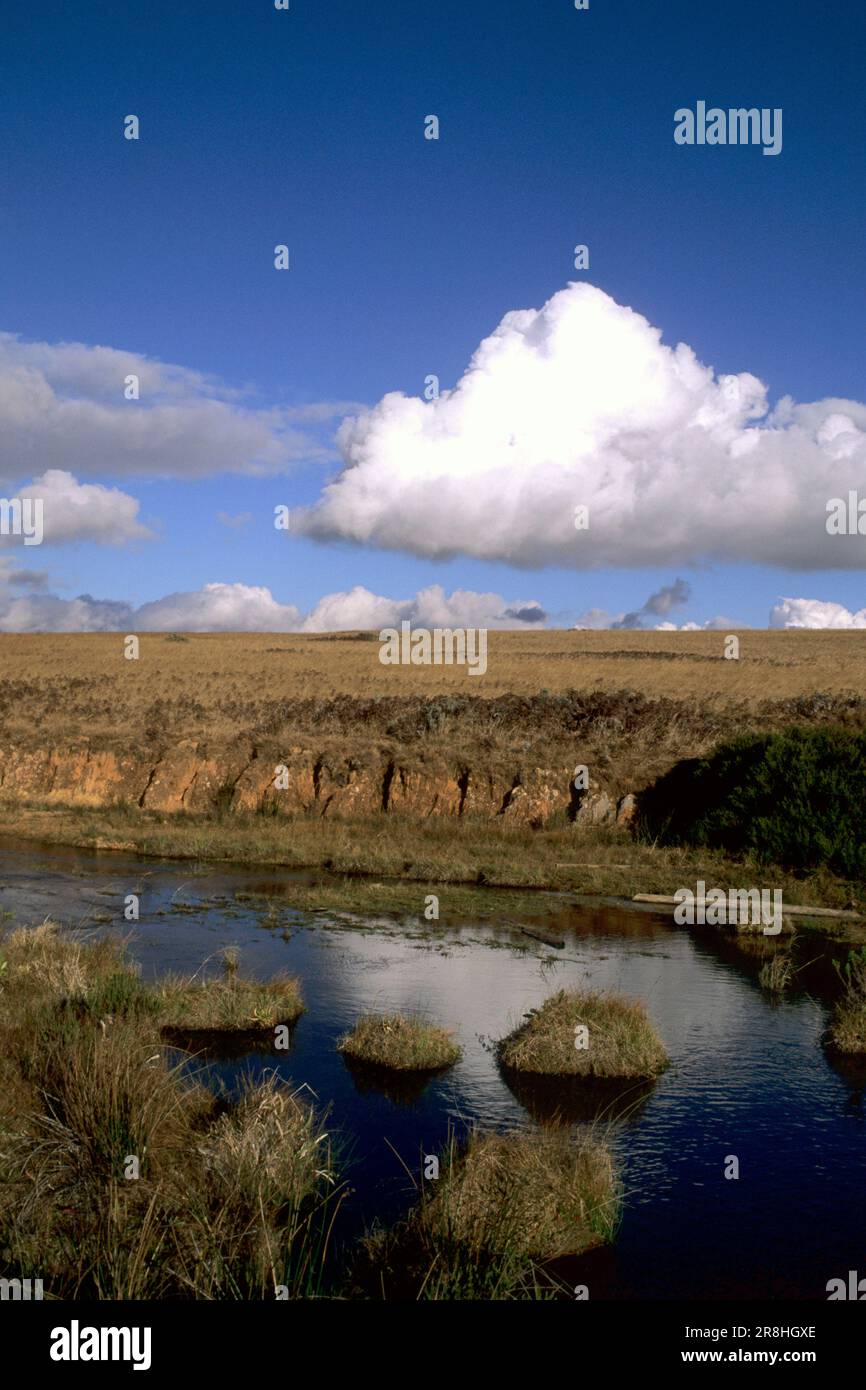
(0, 570, 856, 633)
(612, 578, 692, 629)
(0, 580, 550, 634)
(294, 282, 866, 570)
(573, 578, 735, 630)
(769, 597, 866, 629)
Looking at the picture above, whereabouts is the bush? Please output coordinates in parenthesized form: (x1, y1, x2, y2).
(636, 726, 866, 876)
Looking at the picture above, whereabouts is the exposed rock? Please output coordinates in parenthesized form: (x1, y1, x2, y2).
(141, 743, 223, 813)
(573, 789, 616, 826)
(500, 770, 565, 825)
(386, 763, 463, 818)
(0, 739, 628, 829)
(315, 756, 381, 817)
(460, 769, 515, 818)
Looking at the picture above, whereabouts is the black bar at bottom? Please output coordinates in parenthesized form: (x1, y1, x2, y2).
(4, 1298, 860, 1376)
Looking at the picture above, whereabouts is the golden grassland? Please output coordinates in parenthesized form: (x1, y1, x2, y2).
(2, 629, 864, 826)
(0, 629, 864, 927)
(0, 628, 863, 741)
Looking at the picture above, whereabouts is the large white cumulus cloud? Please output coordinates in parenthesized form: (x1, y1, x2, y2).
(294, 283, 866, 569)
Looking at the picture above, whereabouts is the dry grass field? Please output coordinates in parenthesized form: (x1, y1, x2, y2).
(0, 629, 862, 910)
(0, 628, 863, 743)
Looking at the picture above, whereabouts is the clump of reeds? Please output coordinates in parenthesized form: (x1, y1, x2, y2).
(354, 1125, 620, 1299)
(827, 947, 866, 1053)
(176, 1074, 341, 1299)
(337, 1012, 461, 1071)
(758, 950, 795, 994)
(0, 922, 340, 1299)
(497, 988, 668, 1080)
(155, 968, 304, 1036)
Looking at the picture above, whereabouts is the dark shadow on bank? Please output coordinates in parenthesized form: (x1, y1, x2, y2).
(160, 1017, 300, 1059)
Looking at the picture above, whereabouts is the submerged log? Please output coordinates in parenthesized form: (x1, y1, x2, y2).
(507, 922, 566, 949)
(633, 894, 861, 920)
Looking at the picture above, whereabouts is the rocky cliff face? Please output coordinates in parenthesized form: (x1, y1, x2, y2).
(0, 739, 636, 828)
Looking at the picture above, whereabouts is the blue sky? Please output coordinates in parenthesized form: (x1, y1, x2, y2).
(1, 0, 864, 630)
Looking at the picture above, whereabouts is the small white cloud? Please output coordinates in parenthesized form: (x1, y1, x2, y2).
(0, 470, 152, 546)
(770, 596, 866, 628)
(572, 607, 615, 631)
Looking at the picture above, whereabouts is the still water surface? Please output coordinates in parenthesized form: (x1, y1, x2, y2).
(1, 837, 862, 1300)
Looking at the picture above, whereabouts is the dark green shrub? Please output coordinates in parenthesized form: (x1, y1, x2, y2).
(636, 726, 866, 876)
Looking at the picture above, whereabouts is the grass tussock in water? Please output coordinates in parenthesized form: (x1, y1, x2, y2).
(827, 948, 866, 1054)
(0, 923, 342, 1299)
(354, 1126, 620, 1299)
(498, 988, 668, 1080)
(758, 950, 795, 994)
(155, 949, 304, 1036)
(173, 1074, 339, 1299)
(338, 1012, 461, 1072)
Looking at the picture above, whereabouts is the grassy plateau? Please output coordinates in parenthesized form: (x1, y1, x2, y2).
(0, 630, 863, 923)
